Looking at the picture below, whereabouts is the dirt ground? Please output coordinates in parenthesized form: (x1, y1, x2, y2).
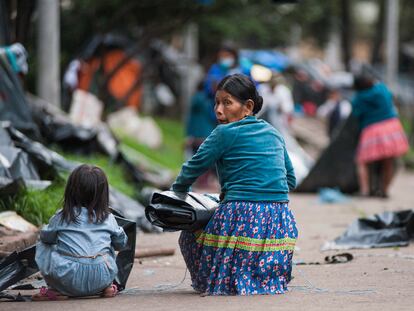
(3, 170, 414, 310)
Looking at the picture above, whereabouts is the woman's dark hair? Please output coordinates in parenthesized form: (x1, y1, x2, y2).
(216, 74, 263, 115)
(61, 164, 109, 224)
(353, 74, 375, 91)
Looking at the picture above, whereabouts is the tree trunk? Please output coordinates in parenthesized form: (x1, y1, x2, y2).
(340, 0, 352, 71)
(371, 0, 385, 64)
(385, 0, 399, 89)
(36, 0, 60, 107)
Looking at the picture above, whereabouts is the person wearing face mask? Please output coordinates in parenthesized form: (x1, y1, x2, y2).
(172, 74, 298, 296)
(204, 45, 242, 101)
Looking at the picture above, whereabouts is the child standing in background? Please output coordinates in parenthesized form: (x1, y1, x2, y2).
(33, 164, 127, 300)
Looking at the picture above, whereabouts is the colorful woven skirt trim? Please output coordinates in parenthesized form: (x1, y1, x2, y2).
(179, 201, 298, 295)
(356, 117, 409, 164)
(196, 233, 296, 252)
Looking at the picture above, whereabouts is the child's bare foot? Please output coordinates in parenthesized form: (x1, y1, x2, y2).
(32, 287, 68, 301)
(101, 283, 118, 298)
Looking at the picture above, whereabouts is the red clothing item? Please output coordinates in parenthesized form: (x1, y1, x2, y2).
(302, 101, 317, 116)
(356, 118, 409, 164)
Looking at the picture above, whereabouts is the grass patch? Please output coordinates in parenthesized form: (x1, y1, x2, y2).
(1, 152, 137, 226)
(400, 116, 412, 134)
(116, 117, 185, 171)
(0, 180, 65, 227)
(400, 116, 414, 169)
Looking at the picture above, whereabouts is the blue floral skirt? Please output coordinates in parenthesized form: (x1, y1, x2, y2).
(179, 201, 298, 295)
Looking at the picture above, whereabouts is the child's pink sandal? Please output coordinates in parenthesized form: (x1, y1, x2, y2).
(32, 287, 68, 301)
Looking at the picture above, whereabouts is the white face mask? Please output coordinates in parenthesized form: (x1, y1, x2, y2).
(219, 57, 235, 69)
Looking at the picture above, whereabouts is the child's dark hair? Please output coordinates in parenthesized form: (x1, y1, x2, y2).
(216, 74, 263, 115)
(61, 164, 109, 224)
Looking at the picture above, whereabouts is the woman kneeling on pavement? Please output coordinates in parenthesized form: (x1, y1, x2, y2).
(172, 74, 298, 295)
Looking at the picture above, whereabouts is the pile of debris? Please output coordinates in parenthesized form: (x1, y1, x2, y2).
(0, 46, 170, 232)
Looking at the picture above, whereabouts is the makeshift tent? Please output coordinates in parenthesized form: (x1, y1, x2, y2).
(78, 50, 143, 109)
(69, 34, 143, 111)
(296, 114, 388, 194)
(296, 116, 360, 193)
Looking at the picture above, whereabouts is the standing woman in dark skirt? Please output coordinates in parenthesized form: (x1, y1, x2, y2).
(172, 74, 298, 295)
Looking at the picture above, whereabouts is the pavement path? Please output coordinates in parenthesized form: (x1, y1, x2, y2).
(3, 170, 414, 310)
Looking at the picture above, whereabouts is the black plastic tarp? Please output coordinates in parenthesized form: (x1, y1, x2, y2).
(1, 123, 158, 232)
(296, 114, 391, 194)
(0, 177, 24, 196)
(0, 52, 157, 230)
(146, 191, 219, 231)
(1, 42, 158, 191)
(322, 210, 414, 250)
(296, 116, 360, 193)
(0, 125, 12, 145)
(0, 246, 37, 293)
(28, 95, 151, 188)
(28, 95, 119, 158)
(110, 188, 156, 233)
(4, 123, 76, 173)
(0, 125, 54, 192)
(111, 214, 136, 290)
(0, 146, 40, 181)
(0, 214, 136, 293)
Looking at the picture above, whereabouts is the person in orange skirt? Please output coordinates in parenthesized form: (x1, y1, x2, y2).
(352, 74, 409, 198)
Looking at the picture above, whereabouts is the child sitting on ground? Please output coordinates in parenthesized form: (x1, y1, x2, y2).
(32, 164, 128, 300)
